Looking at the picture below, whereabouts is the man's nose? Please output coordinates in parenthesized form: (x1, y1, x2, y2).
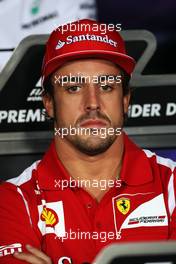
(84, 86, 101, 112)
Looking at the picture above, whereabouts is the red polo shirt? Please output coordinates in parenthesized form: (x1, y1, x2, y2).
(0, 133, 176, 264)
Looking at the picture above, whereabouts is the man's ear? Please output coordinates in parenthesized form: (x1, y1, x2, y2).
(42, 92, 54, 118)
(123, 92, 131, 114)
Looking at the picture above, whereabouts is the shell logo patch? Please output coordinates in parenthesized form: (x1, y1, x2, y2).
(116, 198, 130, 215)
(38, 201, 66, 237)
(41, 208, 59, 227)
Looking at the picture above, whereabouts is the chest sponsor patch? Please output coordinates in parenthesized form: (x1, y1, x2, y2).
(38, 201, 65, 237)
(121, 194, 168, 230)
(112, 193, 168, 235)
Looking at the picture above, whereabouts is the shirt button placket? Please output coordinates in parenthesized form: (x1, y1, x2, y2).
(87, 203, 92, 209)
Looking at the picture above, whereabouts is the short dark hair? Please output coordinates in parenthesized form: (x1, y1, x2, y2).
(120, 69, 131, 96)
(42, 75, 54, 96)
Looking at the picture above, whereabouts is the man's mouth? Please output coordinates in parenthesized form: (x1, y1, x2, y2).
(79, 119, 108, 128)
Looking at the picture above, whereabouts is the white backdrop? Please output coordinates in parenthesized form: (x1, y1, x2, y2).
(0, 0, 96, 71)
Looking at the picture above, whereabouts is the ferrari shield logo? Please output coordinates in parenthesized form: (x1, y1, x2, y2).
(116, 198, 130, 215)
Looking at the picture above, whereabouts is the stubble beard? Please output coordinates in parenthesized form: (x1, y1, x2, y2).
(56, 121, 123, 156)
(54, 107, 124, 156)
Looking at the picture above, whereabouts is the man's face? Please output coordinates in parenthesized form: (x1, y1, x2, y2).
(43, 59, 130, 155)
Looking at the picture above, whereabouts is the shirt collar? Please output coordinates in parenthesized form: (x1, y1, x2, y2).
(36, 141, 70, 190)
(36, 132, 153, 190)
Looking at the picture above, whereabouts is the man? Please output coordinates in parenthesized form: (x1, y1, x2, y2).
(0, 19, 175, 264)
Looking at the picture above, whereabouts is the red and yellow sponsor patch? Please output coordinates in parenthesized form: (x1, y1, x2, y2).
(41, 207, 59, 227)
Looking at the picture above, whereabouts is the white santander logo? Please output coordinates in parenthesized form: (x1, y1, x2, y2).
(55, 34, 117, 50)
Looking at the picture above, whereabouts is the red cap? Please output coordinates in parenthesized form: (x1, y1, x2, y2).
(41, 19, 135, 87)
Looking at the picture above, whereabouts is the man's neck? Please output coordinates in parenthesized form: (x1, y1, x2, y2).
(54, 134, 124, 201)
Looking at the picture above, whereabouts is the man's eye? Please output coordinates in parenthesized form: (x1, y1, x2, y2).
(66, 86, 81, 93)
(100, 85, 113, 92)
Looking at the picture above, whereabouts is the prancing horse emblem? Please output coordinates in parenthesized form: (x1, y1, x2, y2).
(116, 198, 130, 215)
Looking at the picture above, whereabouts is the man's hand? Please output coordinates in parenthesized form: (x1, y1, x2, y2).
(13, 244, 52, 264)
